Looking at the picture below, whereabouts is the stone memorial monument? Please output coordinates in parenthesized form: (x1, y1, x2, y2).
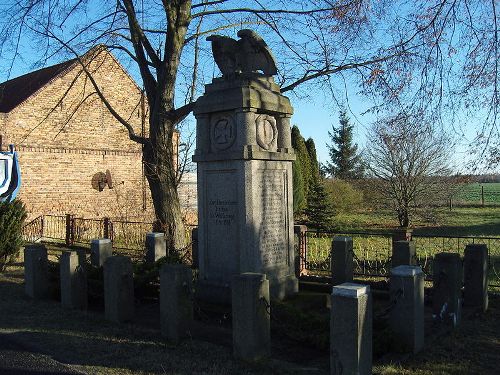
(194, 29, 298, 301)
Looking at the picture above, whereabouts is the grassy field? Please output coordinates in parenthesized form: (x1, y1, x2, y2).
(453, 182, 500, 206)
(302, 206, 500, 291)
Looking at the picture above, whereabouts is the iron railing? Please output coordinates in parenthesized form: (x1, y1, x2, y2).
(21, 214, 194, 262)
(298, 230, 500, 289)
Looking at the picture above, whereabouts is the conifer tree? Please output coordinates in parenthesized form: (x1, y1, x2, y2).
(325, 109, 364, 179)
(291, 126, 312, 213)
(305, 137, 320, 181)
(304, 179, 335, 230)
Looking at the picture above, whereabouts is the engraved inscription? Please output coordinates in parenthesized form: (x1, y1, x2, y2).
(205, 170, 238, 274)
(211, 116, 235, 150)
(256, 114, 277, 150)
(258, 170, 287, 267)
(208, 199, 237, 226)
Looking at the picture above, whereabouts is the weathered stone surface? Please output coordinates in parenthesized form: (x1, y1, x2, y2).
(24, 244, 48, 299)
(207, 29, 278, 77)
(160, 264, 193, 343)
(103, 255, 134, 323)
(331, 237, 354, 286)
(392, 241, 417, 268)
(194, 75, 297, 303)
(389, 265, 424, 354)
(90, 238, 112, 267)
(464, 244, 488, 311)
(145, 232, 166, 263)
(60, 251, 87, 310)
(331, 283, 372, 375)
(232, 273, 270, 362)
(433, 252, 462, 326)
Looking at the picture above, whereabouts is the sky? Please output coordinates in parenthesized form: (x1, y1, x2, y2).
(0, 0, 494, 174)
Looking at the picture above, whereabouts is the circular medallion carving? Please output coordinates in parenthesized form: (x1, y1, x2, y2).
(256, 114, 277, 150)
(211, 116, 235, 150)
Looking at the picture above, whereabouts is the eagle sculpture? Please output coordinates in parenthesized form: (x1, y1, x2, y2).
(207, 29, 278, 76)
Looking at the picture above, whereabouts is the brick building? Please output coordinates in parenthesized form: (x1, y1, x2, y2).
(0, 46, 166, 221)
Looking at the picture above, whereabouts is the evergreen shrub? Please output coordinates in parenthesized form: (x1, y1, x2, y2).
(0, 199, 27, 271)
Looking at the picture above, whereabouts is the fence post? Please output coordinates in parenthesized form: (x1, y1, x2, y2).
(65, 214, 75, 246)
(41, 216, 45, 239)
(481, 185, 484, 207)
(294, 225, 307, 276)
(103, 217, 110, 239)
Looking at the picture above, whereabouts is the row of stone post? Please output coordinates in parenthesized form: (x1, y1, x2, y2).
(24, 243, 194, 342)
(432, 244, 489, 326)
(330, 237, 489, 315)
(330, 265, 424, 375)
(90, 232, 168, 268)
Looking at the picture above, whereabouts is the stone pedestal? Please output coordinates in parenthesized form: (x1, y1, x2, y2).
(60, 251, 88, 310)
(330, 283, 372, 375)
(389, 265, 424, 354)
(392, 241, 417, 268)
(24, 244, 48, 299)
(90, 238, 112, 267)
(464, 244, 488, 311)
(145, 232, 167, 263)
(193, 75, 298, 302)
(433, 252, 462, 326)
(160, 264, 193, 343)
(232, 273, 270, 362)
(331, 237, 354, 286)
(104, 255, 134, 323)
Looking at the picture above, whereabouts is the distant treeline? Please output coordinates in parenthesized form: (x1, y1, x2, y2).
(458, 174, 500, 183)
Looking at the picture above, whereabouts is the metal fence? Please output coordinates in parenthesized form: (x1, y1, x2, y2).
(21, 214, 194, 261)
(298, 230, 500, 288)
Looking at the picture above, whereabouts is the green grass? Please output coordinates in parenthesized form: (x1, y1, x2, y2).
(453, 182, 500, 205)
(302, 206, 500, 291)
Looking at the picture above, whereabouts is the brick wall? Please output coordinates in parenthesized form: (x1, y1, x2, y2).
(1, 49, 156, 221)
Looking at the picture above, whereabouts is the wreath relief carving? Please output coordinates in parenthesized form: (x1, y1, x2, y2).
(255, 114, 277, 150)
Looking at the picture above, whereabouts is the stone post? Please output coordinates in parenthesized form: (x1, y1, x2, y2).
(433, 252, 462, 326)
(160, 264, 193, 343)
(464, 244, 488, 312)
(330, 283, 372, 375)
(389, 265, 424, 354)
(145, 232, 167, 263)
(331, 237, 354, 286)
(60, 251, 87, 310)
(391, 241, 417, 268)
(104, 255, 134, 323)
(232, 273, 270, 362)
(24, 244, 48, 299)
(90, 238, 112, 267)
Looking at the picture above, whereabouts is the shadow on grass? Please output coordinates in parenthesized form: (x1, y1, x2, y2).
(413, 221, 500, 237)
(0, 272, 318, 375)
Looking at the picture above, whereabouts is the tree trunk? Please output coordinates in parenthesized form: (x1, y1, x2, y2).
(143, 116, 186, 252)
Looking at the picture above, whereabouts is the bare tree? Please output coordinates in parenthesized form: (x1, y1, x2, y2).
(0, 0, 497, 248)
(366, 113, 453, 227)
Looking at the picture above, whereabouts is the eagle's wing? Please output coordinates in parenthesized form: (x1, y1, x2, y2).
(206, 35, 239, 76)
(236, 29, 278, 75)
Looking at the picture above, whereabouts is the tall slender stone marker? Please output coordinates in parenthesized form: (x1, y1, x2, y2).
(463, 244, 488, 311)
(194, 30, 298, 302)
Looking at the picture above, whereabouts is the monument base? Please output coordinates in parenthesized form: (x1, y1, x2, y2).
(195, 274, 298, 305)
